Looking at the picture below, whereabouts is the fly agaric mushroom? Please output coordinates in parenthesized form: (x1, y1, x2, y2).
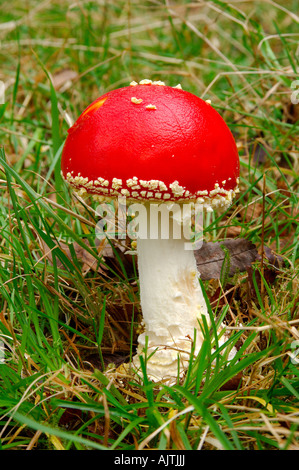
(61, 80, 240, 383)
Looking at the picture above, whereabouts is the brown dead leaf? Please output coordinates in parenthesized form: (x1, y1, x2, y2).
(36, 236, 108, 275)
(251, 140, 268, 164)
(220, 371, 243, 391)
(52, 69, 78, 90)
(241, 200, 263, 223)
(260, 245, 284, 270)
(58, 406, 83, 430)
(70, 241, 100, 274)
(194, 239, 259, 281)
(223, 225, 242, 238)
(247, 245, 285, 296)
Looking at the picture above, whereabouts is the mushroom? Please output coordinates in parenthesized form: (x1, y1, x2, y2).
(61, 80, 240, 383)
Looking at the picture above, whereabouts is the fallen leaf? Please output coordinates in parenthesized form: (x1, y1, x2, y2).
(251, 140, 268, 164)
(241, 200, 263, 223)
(222, 225, 242, 238)
(194, 239, 259, 281)
(220, 371, 243, 391)
(58, 406, 83, 430)
(247, 245, 285, 297)
(36, 235, 108, 275)
(259, 245, 284, 270)
(70, 241, 100, 274)
(52, 69, 78, 90)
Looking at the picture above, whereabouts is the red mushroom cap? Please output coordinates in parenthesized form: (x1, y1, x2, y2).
(61, 81, 239, 209)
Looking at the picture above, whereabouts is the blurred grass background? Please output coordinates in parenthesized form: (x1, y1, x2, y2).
(0, 0, 298, 450)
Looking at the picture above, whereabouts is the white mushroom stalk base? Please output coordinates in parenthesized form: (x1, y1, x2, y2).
(133, 231, 209, 383)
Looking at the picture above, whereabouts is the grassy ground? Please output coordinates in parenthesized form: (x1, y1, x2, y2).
(0, 0, 298, 450)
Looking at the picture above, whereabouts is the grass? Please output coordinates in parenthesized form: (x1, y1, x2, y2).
(0, 0, 298, 451)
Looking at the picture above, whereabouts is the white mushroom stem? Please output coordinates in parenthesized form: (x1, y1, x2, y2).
(134, 203, 209, 383)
